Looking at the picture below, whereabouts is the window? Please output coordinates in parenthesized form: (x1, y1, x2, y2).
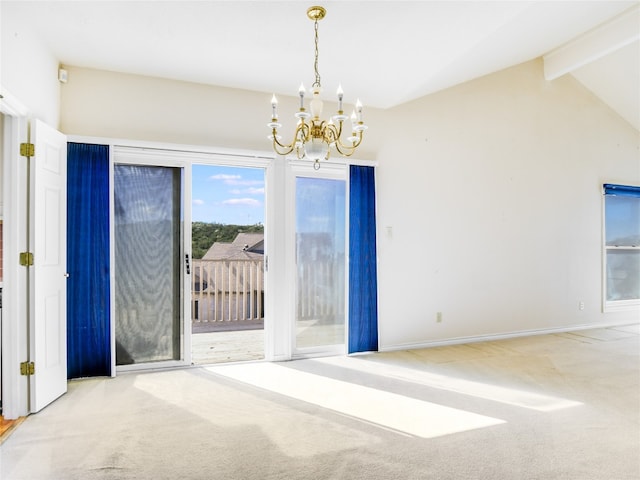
(603, 184, 640, 311)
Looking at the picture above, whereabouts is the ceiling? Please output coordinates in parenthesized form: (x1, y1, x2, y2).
(4, 1, 639, 127)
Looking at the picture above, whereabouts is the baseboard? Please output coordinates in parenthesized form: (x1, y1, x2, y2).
(378, 320, 640, 353)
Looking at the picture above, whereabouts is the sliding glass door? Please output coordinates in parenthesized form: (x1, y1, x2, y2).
(293, 171, 346, 355)
(114, 164, 184, 366)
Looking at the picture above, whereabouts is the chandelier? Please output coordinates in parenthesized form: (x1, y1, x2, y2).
(268, 6, 367, 169)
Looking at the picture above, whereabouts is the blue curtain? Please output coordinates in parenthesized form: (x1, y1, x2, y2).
(67, 143, 111, 378)
(604, 184, 640, 197)
(348, 165, 379, 353)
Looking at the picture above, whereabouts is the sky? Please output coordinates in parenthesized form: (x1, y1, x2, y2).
(192, 164, 265, 225)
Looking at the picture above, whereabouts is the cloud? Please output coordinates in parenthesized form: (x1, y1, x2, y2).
(230, 187, 265, 195)
(209, 174, 263, 187)
(223, 198, 261, 207)
(193, 199, 205, 205)
(226, 179, 264, 187)
(209, 174, 241, 181)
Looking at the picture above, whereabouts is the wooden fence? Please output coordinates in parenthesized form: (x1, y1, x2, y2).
(190, 258, 344, 329)
(191, 259, 264, 328)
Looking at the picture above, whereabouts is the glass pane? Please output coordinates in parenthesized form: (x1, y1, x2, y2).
(606, 250, 640, 301)
(190, 164, 266, 364)
(114, 165, 182, 365)
(605, 196, 640, 246)
(295, 177, 346, 349)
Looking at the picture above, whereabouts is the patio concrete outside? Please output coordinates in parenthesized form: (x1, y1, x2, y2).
(191, 329, 265, 365)
(191, 318, 345, 364)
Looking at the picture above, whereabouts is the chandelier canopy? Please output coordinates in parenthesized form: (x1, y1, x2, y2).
(268, 6, 367, 169)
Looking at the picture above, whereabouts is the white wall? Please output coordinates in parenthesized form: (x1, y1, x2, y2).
(0, 5, 60, 127)
(375, 59, 639, 349)
(59, 60, 639, 351)
(59, 66, 381, 159)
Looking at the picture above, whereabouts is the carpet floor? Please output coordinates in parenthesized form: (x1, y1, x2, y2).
(0, 324, 638, 479)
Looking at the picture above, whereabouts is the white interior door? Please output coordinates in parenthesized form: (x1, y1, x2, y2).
(29, 119, 67, 412)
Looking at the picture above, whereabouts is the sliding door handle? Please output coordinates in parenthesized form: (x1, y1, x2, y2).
(185, 254, 191, 275)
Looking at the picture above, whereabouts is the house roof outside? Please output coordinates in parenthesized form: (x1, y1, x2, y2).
(202, 232, 264, 261)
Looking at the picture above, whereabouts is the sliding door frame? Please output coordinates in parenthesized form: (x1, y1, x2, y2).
(112, 147, 192, 371)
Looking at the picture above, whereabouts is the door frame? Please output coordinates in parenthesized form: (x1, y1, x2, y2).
(1, 90, 33, 419)
(287, 159, 350, 359)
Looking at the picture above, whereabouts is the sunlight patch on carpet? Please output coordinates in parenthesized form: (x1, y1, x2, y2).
(207, 363, 505, 438)
(312, 356, 583, 412)
(133, 370, 379, 458)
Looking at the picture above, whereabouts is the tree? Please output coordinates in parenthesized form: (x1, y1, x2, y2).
(191, 222, 264, 259)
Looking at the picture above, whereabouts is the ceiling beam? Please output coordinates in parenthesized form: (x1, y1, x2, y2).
(543, 5, 640, 80)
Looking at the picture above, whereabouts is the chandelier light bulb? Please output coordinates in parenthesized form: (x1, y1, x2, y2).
(356, 99, 363, 123)
(298, 83, 306, 109)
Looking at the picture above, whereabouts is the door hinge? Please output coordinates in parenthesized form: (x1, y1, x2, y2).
(20, 361, 35, 376)
(20, 142, 35, 157)
(19, 252, 34, 266)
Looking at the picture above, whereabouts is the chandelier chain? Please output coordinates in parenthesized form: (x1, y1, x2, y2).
(313, 18, 321, 88)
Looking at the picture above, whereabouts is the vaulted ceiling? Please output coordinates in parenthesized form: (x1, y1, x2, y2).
(4, 1, 639, 129)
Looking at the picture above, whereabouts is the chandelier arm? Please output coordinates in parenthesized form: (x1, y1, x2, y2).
(331, 119, 344, 141)
(271, 136, 296, 156)
(333, 142, 356, 157)
(323, 122, 339, 143)
(298, 122, 311, 142)
(333, 130, 364, 155)
(271, 122, 310, 155)
(322, 120, 365, 155)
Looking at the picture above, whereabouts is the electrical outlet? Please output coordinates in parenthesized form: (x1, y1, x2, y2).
(579, 301, 585, 311)
(436, 312, 442, 323)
